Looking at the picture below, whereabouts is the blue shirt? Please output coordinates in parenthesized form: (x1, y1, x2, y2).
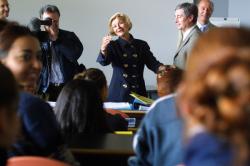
(49, 41, 64, 84)
(128, 94, 184, 166)
(185, 132, 233, 166)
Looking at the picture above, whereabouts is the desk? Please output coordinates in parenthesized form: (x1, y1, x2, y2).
(121, 110, 146, 119)
(69, 133, 134, 155)
(69, 133, 134, 166)
(120, 110, 146, 130)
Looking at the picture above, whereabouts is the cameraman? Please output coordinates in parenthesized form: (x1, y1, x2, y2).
(29, 4, 83, 101)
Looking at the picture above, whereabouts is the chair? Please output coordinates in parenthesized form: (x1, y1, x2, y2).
(7, 156, 70, 166)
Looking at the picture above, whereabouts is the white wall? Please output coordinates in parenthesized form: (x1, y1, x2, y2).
(229, 0, 250, 27)
(8, 0, 191, 87)
(209, 0, 250, 27)
(212, 0, 229, 17)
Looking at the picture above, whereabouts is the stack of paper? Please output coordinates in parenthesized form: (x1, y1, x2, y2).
(103, 102, 132, 110)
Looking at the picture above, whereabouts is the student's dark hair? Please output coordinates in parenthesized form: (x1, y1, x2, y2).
(74, 68, 107, 94)
(0, 21, 35, 59)
(55, 79, 110, 139)
(0, 20, 8, 32)
(39, 4, 60, 18)
(0, 63, 19, 111)
(175, 2, 198, 24)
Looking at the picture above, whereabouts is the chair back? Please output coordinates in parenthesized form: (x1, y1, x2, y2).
(7, 156, 70, 166)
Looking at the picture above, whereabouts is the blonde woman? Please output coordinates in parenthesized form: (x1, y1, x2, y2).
(97, 12, 165, 102)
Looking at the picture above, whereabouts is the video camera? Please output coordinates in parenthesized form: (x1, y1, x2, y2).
(39, 18, 53, 26)
(28, 17, 52, 32)
(28, 17, 53, 42)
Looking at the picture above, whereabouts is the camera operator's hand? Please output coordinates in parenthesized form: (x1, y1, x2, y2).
(44, 19, 59, 41)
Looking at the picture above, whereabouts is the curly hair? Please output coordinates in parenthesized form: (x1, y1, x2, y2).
(179, 27, 250, 165)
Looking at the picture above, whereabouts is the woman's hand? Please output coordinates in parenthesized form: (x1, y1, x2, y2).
(100, 35, 112, 55)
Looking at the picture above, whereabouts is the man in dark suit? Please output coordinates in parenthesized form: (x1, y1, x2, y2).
(33, 5, 83, 101)
(197, 0, 216, 32)
(174, 2, 200, 70)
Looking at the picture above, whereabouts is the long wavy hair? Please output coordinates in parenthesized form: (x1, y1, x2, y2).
(179, 27, 250, 165)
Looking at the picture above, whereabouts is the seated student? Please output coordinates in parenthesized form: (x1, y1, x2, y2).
(74, 68, 128, 131)
(0, 21, 76, 165)
(55, 79, 112, 142)
(179, 32, 250, 165)
(128, 83, 183, 166)
(129, 65, 183, 166)
(129, 28, 250, 166)
(0, 64, 19, 166)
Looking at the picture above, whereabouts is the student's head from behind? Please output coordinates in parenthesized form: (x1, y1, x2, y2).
(175, 2, 198, 32)
(55, 79, 109, 138)
(178, 27, 250, 165)
(185, 27, 250, 82)
(197, 0, 214, 25)
(0, 21, 42, 93)
(0, 0, 9, 20)
(0, 63, 19, 148)
(108, 12, 132, 37)
(74, 68, 108, 101)
(180, 48, 250, 165)
(157, 66, 183, 97)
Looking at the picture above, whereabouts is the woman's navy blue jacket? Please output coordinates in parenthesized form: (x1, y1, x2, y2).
(97, 35, 161, 102)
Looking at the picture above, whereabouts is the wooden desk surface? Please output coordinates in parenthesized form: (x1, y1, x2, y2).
(120, 110, 146, 119)
(69, 133, 134, 156)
